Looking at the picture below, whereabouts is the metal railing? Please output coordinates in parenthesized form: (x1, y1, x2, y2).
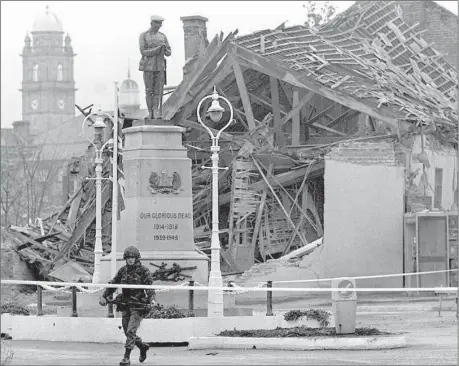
(2, 270, 457, 318)
(3, 280, 274, 318)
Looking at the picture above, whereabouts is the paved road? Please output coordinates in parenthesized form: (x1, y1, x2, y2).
(3, 310, 457, 365)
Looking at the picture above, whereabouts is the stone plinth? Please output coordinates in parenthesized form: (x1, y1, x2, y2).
(101, 120, 209, 294)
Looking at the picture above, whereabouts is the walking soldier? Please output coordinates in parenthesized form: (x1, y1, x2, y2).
(99, 246, 155, 366)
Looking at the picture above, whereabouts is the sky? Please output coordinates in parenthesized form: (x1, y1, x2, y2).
(1, 1, 458, 128)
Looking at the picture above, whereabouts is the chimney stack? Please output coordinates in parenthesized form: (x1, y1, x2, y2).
(12, 120, 31, 141)
(180, 15, 209, 77)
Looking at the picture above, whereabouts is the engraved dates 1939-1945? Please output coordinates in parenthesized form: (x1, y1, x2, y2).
(154, 234, 179, 241)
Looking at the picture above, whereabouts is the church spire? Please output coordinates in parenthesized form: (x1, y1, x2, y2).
(127, 58, 131, 79)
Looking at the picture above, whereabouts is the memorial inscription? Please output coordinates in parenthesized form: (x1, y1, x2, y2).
(139, 211, 193, 242)
(139, 212, 192, 219)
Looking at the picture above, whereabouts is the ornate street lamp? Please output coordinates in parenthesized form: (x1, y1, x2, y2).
(196, 87, 234, 317)
(81, 108, 114, 284)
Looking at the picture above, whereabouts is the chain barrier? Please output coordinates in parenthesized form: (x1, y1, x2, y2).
(193, 280, 267, 295)
(75, 286, 104, 294)
(224, 280, 266, 294)
(41, 284, 73, 294)
(155, 282, 189, 293)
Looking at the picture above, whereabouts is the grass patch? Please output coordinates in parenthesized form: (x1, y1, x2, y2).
(218, 326, 390, 338)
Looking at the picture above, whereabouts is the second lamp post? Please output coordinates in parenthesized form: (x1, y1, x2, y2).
(196, 87, 234, 317)
(81, 108, 114, 284)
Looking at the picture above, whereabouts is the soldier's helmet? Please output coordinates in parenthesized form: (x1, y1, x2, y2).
(123, 246, 141, 259)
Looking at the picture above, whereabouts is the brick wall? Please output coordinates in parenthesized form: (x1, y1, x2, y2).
(396, 0, 458, 67)
(325, 141, 397, 166)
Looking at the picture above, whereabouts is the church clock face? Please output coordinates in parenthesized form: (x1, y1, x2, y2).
(57, 99, 65, 110)
(31, 99, 39, 111)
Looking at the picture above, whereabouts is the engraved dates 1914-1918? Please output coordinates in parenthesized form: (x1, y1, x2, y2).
(153, 224, 178, 230)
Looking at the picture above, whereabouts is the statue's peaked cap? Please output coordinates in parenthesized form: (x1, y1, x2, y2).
(150, 15, 165, 22)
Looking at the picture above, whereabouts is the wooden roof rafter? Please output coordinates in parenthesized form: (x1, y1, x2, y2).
(233, 44, 410, 133)
(163, 1, 456, 144)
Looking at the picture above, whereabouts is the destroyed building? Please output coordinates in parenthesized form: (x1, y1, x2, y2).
(5, 1, 458, 288)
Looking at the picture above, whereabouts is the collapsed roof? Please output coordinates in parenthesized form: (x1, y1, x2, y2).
(163, 1, 457, 143)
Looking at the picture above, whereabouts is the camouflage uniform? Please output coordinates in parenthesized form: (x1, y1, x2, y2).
(102, 246, 154, 365)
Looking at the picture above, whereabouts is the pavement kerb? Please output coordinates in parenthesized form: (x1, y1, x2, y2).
(188, 334, 407, 351)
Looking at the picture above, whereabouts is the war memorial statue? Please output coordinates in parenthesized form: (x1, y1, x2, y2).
(139, 15, 171, 119)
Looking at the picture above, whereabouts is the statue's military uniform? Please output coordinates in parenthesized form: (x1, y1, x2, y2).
(138, 16, 171, 119)
(102, 246, 154, 365)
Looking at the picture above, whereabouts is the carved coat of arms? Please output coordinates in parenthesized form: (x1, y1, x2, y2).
(149, 170, 182, 194)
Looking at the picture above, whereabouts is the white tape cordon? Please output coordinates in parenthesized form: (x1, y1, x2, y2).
(1, 279, 457, 293)
(268, 269, 459, 284)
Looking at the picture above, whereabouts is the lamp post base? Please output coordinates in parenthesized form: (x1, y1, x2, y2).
(207, 271, 224, 317)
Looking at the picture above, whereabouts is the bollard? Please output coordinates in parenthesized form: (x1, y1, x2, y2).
(71, 286, 78, 317)
(266, 281, 273, 316)
(331, 278, 357, 334)
(188, 281, 195, 316)
(37, 285, 44, 316)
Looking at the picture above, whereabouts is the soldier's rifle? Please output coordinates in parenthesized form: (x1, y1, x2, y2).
(150, 262, 197, 281)
(106, 297, 153, 312)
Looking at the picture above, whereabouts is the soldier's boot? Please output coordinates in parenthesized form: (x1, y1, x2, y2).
(136, 341, 150, 363)
(145, 95, 153, 119)
(119, 348, 131, 366)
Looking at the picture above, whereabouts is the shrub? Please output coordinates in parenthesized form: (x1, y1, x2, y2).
(0, 303, 30, 316)
(283, 309, 331, 327)
(144, 304, 187, 319)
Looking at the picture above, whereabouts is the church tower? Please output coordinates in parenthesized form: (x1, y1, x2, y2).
(21, 6, 76, 134)
(119, 62, 141, 116)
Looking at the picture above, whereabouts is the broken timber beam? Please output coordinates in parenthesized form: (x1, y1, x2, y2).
(195, 162, 324, 213)
(234, 46, 411, 133)
(292, 89, 300, 145)
(162, 32, 236, 120)
(6, 229, 59, 255)
(270, 77, 285, 145)
(310, 123, 347, 136)
(252, 157, 309, 249)
(179, 119, 235, 141)
(280, 90, 314, 127)
(216, 86, 249, 130)
(233, 59, 257, 131)
(250, 161, 324, 191)
(250, 163, 273, 262)
(178, 52, 237, 123)
(52, 182, 113, 265)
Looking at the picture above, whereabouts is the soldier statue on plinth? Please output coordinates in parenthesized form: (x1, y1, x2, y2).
(139, 15, 171, 119)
